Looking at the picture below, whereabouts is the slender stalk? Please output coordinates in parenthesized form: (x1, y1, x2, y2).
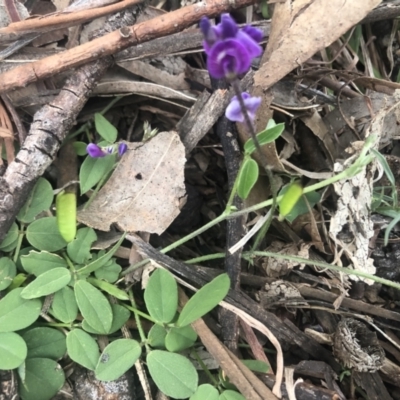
(186, 250, 400, 291)
(230, 79, 277, 245)
(13, 223, 25, 263)
(161, 211, 228, 254)
(128, 289, 150, 353)
(191, 348, 219, 386)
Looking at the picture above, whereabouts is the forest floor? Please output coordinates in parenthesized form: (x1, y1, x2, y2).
(1, 1, 400, 399)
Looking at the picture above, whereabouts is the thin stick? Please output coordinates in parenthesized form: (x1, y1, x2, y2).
(0, 0, 259, 94)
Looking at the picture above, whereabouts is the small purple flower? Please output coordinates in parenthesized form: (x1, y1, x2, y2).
(207, 39, 251, 79)
(87, 143, 107, 158)
(118, 142, 128, 156)
(225, 92, 261, 123)
(200, 14, 262, 79)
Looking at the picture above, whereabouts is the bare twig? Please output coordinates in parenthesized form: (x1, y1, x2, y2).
(0, 0, 259, 94)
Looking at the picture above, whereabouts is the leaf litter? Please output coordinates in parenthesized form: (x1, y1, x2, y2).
(4, 0, 400, 398)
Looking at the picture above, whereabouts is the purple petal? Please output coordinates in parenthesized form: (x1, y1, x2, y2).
(200, 17, 211, 38)
(243, 96, 262, 120)
(225, 97, 244, 122)
(236, 31, 262, 59)
(220, 14, 238, 39)
(200, 17, 218, 48)
(118, 142, 128, 156)
(87, 143, 106, 158)
(225, 93, 261, 122)
(207, 38, 251, 79)
(242, 25, 263, 43)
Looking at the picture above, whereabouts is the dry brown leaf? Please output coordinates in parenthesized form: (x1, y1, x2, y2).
(254, 0, 381, 90)
(77, 131, 186, 234)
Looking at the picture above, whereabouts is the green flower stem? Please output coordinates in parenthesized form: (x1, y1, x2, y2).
(231, 79, 278, 237)
(124, 304, 157, 324)
(13, 223, 25, 263)
(63, 252, 76, 274)
(191, 347, 219, 386)
(250, 251, 400, 290)
(160, 211, 228, 254)
(185, 253, 226, 264)
(185, 250, 400, 292)
(128, 290, 150, 352)
(225, 156, 246, 211)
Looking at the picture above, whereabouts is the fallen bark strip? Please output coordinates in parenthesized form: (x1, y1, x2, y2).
(0, 0, 143, 42)
(0, 0, 257, 94)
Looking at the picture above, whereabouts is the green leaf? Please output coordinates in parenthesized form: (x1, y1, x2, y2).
(148, 324, 167, 349)
(21, 251, 67, 277)
(0, 332, 27, 369)
(384, 212, 400, 246)
(95, 339, 141, 381)
(0, 222, 19, 251)
(165, 325, 197, 352)
(87, 277, 129, 300)
(51, 286, 78, 323)
(17, 178, 54, 224)
(0, 258, 16, 290)
(177, 274, 230, 327)
(279, 186, 321, 223)
(237, 158, 259, 200)
(66, 329, 100, 371)
(22, 327, 66, 360)
(240, 359, 270, 373)
(372, 149, 396, 187)
(0, 288, 42, 332)
(278, 181, 303, 220)
(190, 384, 219, 400)
(94, 113, 118, 142)
(18, 358, 65, 400)
(81, 304, 130, 335)
(0, 236, 19, 252)
(21, 268, 71, 299)
(94, 259, 121, 283)
(73, 141, 88, 156)
(79, 153, 115, 195)
(77, 234, 125, 276)
(8, 273, 27, 290)
(26, 217, 67, 252)
(67, 227, 97, 264)
(244, 122, 285, 154)
(56, 192, 77, 243)
(74, 280, 113, 334)
(219, 390, 246, 400)
(144, 269, 178, 324)
(147, 350, 198, 399)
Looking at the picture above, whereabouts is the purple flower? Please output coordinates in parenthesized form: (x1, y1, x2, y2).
(118, 142, 128, 156)
(200, 14, 262, 79)
(87, 143, 107, 158)
(225, 92, 261, 122)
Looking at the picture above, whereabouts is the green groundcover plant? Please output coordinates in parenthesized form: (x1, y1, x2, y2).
(1, 12, 399, 400)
